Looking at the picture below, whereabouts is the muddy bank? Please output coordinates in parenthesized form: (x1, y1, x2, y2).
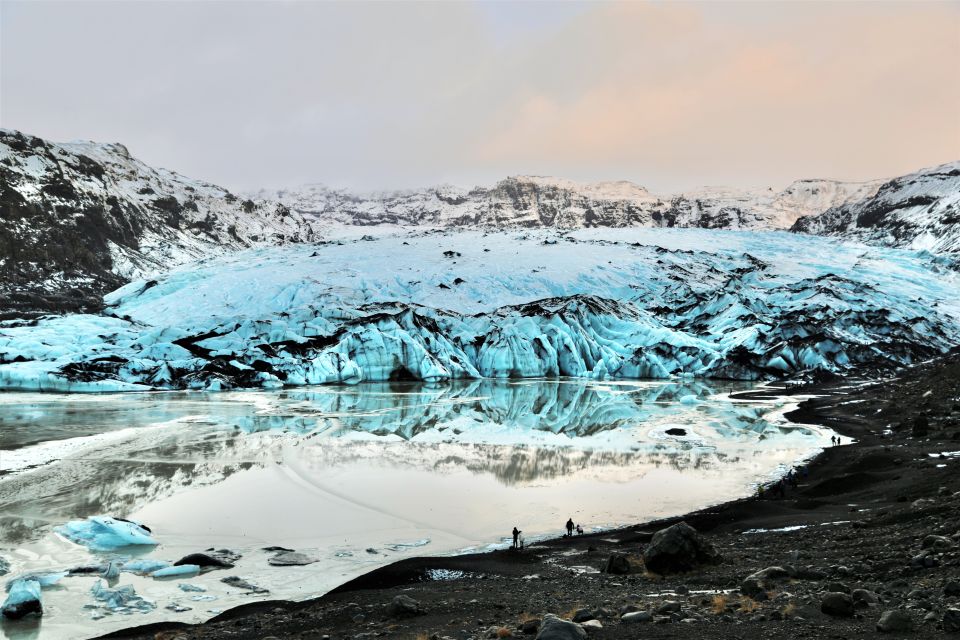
(103, 352, 960, 639)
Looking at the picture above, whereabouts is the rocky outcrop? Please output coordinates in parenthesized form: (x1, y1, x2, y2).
(0, 129, 317, 317)
(641, 522, 721, 574)
(792, 161, 960, 253)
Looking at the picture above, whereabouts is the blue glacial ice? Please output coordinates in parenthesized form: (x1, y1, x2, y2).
(0, 229, 957, 392)
(1, 573, 65, 619)
(89, 580, 156, 614)
(151, 564, 200, 579)
(57, 516, 157, 551)
(121, 558, 171, 575)
(1, 578, 42, 619)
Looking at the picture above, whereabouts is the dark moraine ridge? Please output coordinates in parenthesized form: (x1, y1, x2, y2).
(101, 349, 960, 639)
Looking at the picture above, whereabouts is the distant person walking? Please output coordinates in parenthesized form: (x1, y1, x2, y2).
(565, 517, 574, 537)
(512, 526, 521, 550)
(576, 524, 583, 536)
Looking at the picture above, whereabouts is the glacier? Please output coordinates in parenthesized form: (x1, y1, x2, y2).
(0, 228, 957, 392)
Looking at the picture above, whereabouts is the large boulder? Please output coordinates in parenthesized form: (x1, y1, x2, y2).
(876, 609, 914, 633)
(741, 566, 791, 600)
(944, 608, 960, 633)
(641, 522, 721, 574)
(621, 610, 652, 624)
(174, 549, 241, 570)
(852, 588, 879, 608)
(820, 592, 854, 617)
(535, 614, 587, 640)
(603, 553, 633, 575)
(388, 594, 425, 618)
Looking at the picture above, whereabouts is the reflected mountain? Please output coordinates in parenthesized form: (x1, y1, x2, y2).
(232, 378, 813, 441)
(0, 379, 822, 545)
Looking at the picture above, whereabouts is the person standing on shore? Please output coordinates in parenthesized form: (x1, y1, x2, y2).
(565, 518, 574, 537)
(512, 526, 521, 550)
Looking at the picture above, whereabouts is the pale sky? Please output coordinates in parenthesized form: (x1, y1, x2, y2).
(2, 0, 959, 193)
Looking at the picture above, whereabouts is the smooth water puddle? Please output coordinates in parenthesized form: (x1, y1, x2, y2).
(0, 379, 830, 639)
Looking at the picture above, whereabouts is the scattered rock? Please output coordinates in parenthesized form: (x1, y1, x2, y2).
(820, 592, 854, 617)
(602, 553, 633, 575)
(175, 549, 241, 570)
(852, 588, 879, 607)
(944, 608, 960, 633)
(922, 535, 955, 551)
(571, 608, 595, 623)
(267, 551, 318, 566)
(654, 601, 681, 615)
(876, 609, 914, 633)
(741, 566, 791, 599)
(642, 522, 722, 574)
(580, 619, 602, 634)
(912, 416, 929, 437)
(621, 610, 652, 623)
(220, 576, 268, 594)
(520, 618, 541, 634)
(945, 580, 960, 597)
(520, 618, 540, 636)
(534, 614, 586, 640)
(389, 594, 425, 618)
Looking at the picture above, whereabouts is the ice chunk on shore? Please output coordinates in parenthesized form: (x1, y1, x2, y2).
(1, 579, 42, 619)
(57, 516, 157, 551)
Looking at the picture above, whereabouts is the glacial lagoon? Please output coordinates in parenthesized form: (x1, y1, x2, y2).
(0, 379, 831, 639)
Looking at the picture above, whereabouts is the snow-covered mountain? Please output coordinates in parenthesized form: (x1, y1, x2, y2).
(791, 161, 960, 253)
(0, 129, 317, 317)
(2, 228, 957, 392)
(254, 175, 882, 231)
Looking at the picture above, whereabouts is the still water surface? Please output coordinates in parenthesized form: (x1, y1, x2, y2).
(0, 379, 828, 639)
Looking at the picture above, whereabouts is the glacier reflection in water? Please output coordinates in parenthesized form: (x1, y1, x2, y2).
(0, 378, 827, 640)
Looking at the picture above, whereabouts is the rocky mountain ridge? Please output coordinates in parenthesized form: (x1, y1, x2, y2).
(2, 127, 956, 320)
(791, 161, 960, 253)
(254, 174, 882, 231)
(0, 129, 317, 317)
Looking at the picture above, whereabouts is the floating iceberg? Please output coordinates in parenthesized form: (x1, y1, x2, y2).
(121, 558, 171, 575)
(89, 580, 156, 614)
(152, 564, 200, 579)
(57, 516, 157, 551)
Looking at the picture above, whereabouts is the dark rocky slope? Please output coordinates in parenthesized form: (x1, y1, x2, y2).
(792, 161, 960, 254)
(0, 129, 317, 317)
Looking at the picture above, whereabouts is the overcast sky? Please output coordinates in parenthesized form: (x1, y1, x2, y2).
(2, 0, 959, 193)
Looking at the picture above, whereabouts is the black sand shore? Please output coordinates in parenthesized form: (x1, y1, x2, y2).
(104, 352, 960, 639)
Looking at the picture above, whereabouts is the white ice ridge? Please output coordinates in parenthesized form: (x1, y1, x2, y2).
(0, 228, 957, 392)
